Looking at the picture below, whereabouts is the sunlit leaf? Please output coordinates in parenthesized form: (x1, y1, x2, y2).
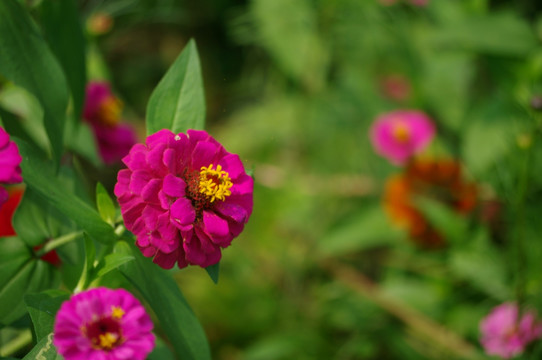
(146, 39, 205, 134)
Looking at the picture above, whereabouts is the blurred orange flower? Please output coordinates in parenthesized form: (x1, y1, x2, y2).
(383, 158, 477, 247)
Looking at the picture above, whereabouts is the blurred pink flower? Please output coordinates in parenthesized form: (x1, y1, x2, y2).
(369, 110, 435, 165)
(480, 302, 542, 359)
(53, 287, 155, 360)
(0, 127, 22, 206)
(114, 129, 254, 269)
(380, 74, 412, 102)
(83, 81, 137, 164)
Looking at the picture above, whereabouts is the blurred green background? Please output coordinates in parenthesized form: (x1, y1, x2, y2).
(83, 0, 542, 358)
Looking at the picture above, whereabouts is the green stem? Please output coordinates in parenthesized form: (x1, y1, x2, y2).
(0, 329, 32, 357)
(36, 231, 83, 257)
(514, 130, 537, 307)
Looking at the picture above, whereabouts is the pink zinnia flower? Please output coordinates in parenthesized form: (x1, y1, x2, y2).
(114, 129, 254, 269)
(0, 127, 22, 206)
(480, 302, 542, 359)
(369, 110, 435, 165)
(83, 81, 137, 164)
(53, 287, 155, 360)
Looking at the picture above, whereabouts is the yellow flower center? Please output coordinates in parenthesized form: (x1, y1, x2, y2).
(111, 306, 125, 319)
(98, 332, 120, 349)
(199, 164, 233, 202)
(97, 96, 123, 127)
(392, 121, 410, 143)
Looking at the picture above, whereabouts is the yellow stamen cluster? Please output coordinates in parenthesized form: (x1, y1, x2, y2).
(199, 164, 233, 202)
(111, 306, 125, 319)
(98, 332, 120, 349)
(392, 121, 411, 143)
(98, 96, 123, 127)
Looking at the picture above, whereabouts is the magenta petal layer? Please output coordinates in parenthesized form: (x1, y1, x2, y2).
(479, 302, 542, 359)
(53, 287, 155, 360)
(115, 129, 254, 269)
(369, 110, 435, 165)
(93, 123, 138, 165)
(0, 127, 22, 184)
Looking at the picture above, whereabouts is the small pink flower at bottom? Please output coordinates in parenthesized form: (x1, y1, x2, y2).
(114, 129, 254, 269)
(480, 302, 542, 359)
(53, 287, 155, 360)
(369, 110, 435, 165)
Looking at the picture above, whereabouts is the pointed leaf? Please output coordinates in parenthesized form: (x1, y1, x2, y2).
(25, 290, 70, 341)
(205, 262, 220, 284)
(146, 39, 206, 134)
(116, 241, 211, 360)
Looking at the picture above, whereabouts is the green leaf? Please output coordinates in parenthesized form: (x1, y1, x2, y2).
(21, 332, 62, 360)
(96, 183, 116, 226)
(15, 139, 117, 244)
(318, 206, 401, 256)
(38, 0, 87, 122)
(0, 0, 69, 164)
(96, 253, 135, 278)
(146, 39, 206, 135)
(205, 262, 220, 284)
(448, 228, 511, 300)
(13, 188, 73, 247)
(432, 12, 537, 56)
(25, 290, 70, 341)
(116, 241, 211, 360)
(0, 238, 60, 326)
(414, 197, 468, 245)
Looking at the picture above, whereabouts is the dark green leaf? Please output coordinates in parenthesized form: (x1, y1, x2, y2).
(15, 139, 117, 244)
(39, 0, 87, 122)
(25, 290, 70, 341)
(205, 262, 220, 284)
(146, 39, 206, 134)
(13, 188, 73, 247)
(448, 228, 510, 300)
(116, 241, 211, 360)
(0, 238, 60, 326)
(96, 182, 116, 226)
(0, 0, 69, 164)
(17, 140, 116, 243)
(21, 332, 62, 360)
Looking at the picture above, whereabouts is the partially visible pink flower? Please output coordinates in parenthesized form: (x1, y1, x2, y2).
(114, 129, 254, 269)
(93, 123, 138, 165)
(369, 110, 435, 165)
(83, 81, 137, 164)
(0, 127, 22, 206)
(480, 302, 542, 359)
(54, 287, 155, 360)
